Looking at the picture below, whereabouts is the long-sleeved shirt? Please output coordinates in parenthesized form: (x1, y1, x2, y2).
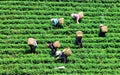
(76, 37, 82, 43)
(34, 41, 37, 46)
(52, 19, 59, 26)
(56, 52, 67, 63)
(48, 43, 57, 56)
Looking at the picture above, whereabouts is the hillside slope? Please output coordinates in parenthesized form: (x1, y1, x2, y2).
(0, 1, 120, 75)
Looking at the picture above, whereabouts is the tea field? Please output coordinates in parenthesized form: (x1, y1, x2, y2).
(0, 0, 120, 75)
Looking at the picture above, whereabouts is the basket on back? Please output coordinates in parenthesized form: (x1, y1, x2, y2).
(28, 38, 36, 46)
(63, 48, 72, 56)
(53, 41, 60, 48)
(58, 18, 64, 25)
(78, 12, 84, 18)
(76, 31, 83, 38)
(100, 24, 108, 33)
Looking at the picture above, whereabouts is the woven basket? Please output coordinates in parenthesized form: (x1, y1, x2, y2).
(53, 41, 60, 48)
(101, 26, 108, 33)
(63, 48, 72, 56)
(28, 38, 36, 46)
(76, 31, 83, 37)
(58, 18, 64, 24)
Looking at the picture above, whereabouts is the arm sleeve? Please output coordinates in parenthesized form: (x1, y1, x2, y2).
(34, 41, 37, 46)
(76, 16, 80, 23)
(63, 56, 67, 63)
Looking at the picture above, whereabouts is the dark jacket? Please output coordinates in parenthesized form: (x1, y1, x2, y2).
(48, 43, 57, 56)
(56, 52, 68, 63)
(99, 28, 106, 37)
(29, 45, 37, 54)
(75, 37, 82, 48)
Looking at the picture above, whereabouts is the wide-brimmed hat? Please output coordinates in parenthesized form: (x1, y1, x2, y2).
(58, 18, 64, 24)
(78, 12, 84, 18)
(28, 38, 36, 46)
(63, 47, 72, 56)
(76, 31, 83, 37)
(53, 41, 60, 48)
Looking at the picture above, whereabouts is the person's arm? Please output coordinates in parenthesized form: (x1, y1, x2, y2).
(76, 15, 80, 24)
(34, 41, 37, 46)
(76, 17, 79, 24)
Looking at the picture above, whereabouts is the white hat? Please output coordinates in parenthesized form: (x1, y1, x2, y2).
(100, 24, 104, 27)
(71, 14, 74, 17)
(56, 50, 62, 56)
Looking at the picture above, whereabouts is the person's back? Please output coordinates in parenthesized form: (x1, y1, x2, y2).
(71, 14, 80, 19)
(51, 18, 59, 26)
(47, 41, 60, 56)
(47, 42, 57, 56)
(76, 37, 82, 47)
(55, 48, 72, 63)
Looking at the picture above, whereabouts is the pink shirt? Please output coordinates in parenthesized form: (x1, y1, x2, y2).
(73, 14, 80, 19)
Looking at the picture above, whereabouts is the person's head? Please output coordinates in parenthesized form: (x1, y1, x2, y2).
(59, 18, 64, 20)
(78, 12, 84, 18)
(100, 24, 104, 27)
(71, 14, 74, 17)
(28, 38, 36, 46)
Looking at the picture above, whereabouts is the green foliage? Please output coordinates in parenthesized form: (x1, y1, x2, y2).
(0, 1, 120, 75)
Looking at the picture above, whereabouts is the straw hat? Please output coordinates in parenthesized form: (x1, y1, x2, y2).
(78, 12, 84, 18)
(53, 41, 60, 48)
(76, 31, 83, 37)
(63, 47, 72, 56)
(28, 38, 36, 45)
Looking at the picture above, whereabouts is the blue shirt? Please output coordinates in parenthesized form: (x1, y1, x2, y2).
(52, 19, 59, 26)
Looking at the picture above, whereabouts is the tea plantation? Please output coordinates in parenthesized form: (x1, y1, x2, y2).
(0, 0, 120, 75)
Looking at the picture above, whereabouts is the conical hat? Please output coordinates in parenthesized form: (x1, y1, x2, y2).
(28, 38, 36, 46)
(99, 24, 108, 32)
(53, 41, 60, 48)
(58, 18, 64, 24)
(76, 31, 83, 37)
(63, 47, 72, 56)
(101, 26, 108, 32)
(78, 12, 84, 18)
